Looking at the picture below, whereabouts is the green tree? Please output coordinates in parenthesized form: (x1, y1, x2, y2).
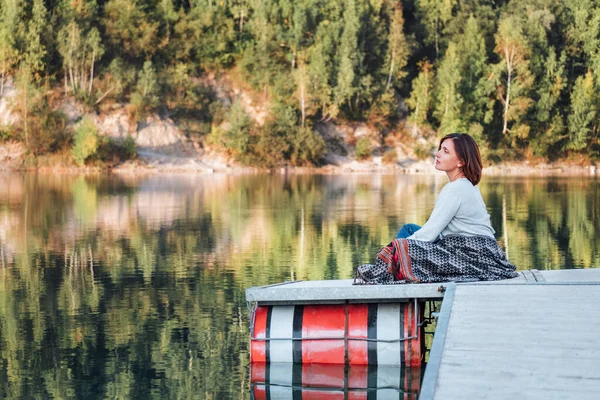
(187, 0, 236, 68)
(415, 0, 458, 58)
(435, 41, 464, 133)
(307, 16, 341, 120)
(103, 0, 159, 61)
(567, 70, 596, 151)
(355, 136, 371, 159)
(457, 15, 488, 126)
(57, 17, 104, 96)
(532, 48, 567, 156)
(23, 0, 48, 80)
(384, 1, 409, 92)
(210, 99, 253, 157)
(494, 14, 534, 141)
(336, 0, 361, 111)
(295, 53, 310, 127)
(565, 1, 600, 66)
(131, 61, 160, 115)
(406, 60, 433, 136)
(0, 0, 20, 95)
(14, 65, 37, 146)
(289, 125, 326, 166)
(72, 117, 100, 166)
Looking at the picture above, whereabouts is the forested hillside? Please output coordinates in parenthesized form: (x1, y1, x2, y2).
(1, 0, 599, 166)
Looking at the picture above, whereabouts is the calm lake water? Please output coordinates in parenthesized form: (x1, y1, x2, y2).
(0, 172, 598, 398)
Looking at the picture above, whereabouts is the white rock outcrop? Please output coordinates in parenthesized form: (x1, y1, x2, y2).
(94, 108, 134, 140)
(0, 77, 18, 126)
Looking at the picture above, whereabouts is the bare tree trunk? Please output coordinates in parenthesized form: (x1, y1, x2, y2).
(300, 77, 305, 127)
(94, 86, 115, 105)
(64, 67, 68, 95)
(24, 84, 28, 146)
(444, 88, 450, 117)
(89, 50, 95, 94)
(80, 52, 86, 91)
(435, 16, 439, 59)
(75, 59, 79, 91)
(386, 51, 395, 91)
(69, 22, 76, 91)
(239, 4, 245, 33)
(412, 101, 419, 136)
(69, 63, 75, 92)
(502, 47, 514, 135)
(74, 63, 79, 91)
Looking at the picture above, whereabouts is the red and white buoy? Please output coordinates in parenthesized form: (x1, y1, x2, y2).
(251, 362, 421, 399)
(250, 302, 422, 367)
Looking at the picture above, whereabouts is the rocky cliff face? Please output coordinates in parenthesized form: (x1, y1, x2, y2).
(0, 78, 18, 127)
(0, 78, 25, 169)
(0, 76, 423, 173)
(57, 96, 221, 171)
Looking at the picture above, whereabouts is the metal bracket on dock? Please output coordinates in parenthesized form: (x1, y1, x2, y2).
(247, 300, 259, 344)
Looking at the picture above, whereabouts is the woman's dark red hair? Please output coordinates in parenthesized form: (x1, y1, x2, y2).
(439, 133, 483, 185)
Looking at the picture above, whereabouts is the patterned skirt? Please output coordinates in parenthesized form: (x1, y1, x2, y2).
(355, 235, 518, 285)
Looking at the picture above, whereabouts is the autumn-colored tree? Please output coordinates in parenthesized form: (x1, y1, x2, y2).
(494, 15, 534, 141)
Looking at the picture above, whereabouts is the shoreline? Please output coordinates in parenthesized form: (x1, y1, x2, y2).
(1, 159, 597, 177)
(1, 141, 597, 176)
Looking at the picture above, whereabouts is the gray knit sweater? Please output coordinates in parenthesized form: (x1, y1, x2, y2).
(408, 178, 495, 242)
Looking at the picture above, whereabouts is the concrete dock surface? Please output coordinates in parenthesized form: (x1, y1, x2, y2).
(420, 268, 600, 400)
(246, 268, 600, 399)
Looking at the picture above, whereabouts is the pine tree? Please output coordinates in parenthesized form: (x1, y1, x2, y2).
(565, 1, 600, 65)
(307, 5, 342, 120)
(24, 0, 48, 80)
(435, 41, 464, 133)
(457, 15, 487, 125)
(567, 70, 596, 151)
(133, 60, 160, 112)
(103, 0, 159, 61)
(335, 0, 361, 110)
(415, 0, 457, 58)
(532, 48, 567, 155)
(384, 1, 409, 91)
(406, 60, 433, 136)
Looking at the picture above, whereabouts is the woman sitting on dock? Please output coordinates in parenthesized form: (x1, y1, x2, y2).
(355, 133, 518, 284)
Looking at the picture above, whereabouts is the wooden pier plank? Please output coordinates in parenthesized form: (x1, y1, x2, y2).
(427, 284, 600, 400)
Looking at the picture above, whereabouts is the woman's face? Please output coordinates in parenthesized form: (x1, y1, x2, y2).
(435, 139, 462, 174)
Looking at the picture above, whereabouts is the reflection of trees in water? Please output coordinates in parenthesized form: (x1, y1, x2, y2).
(1, 174, 599, 277)
(0, 245, 249, 398)
(483, 177, 600, 270)
(0, 174, 599, 396)
(0, 173, 447, 284)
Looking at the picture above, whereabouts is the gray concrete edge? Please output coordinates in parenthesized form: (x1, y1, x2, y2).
(245, 284, 445, 304)
(419, 283, 456, 400)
